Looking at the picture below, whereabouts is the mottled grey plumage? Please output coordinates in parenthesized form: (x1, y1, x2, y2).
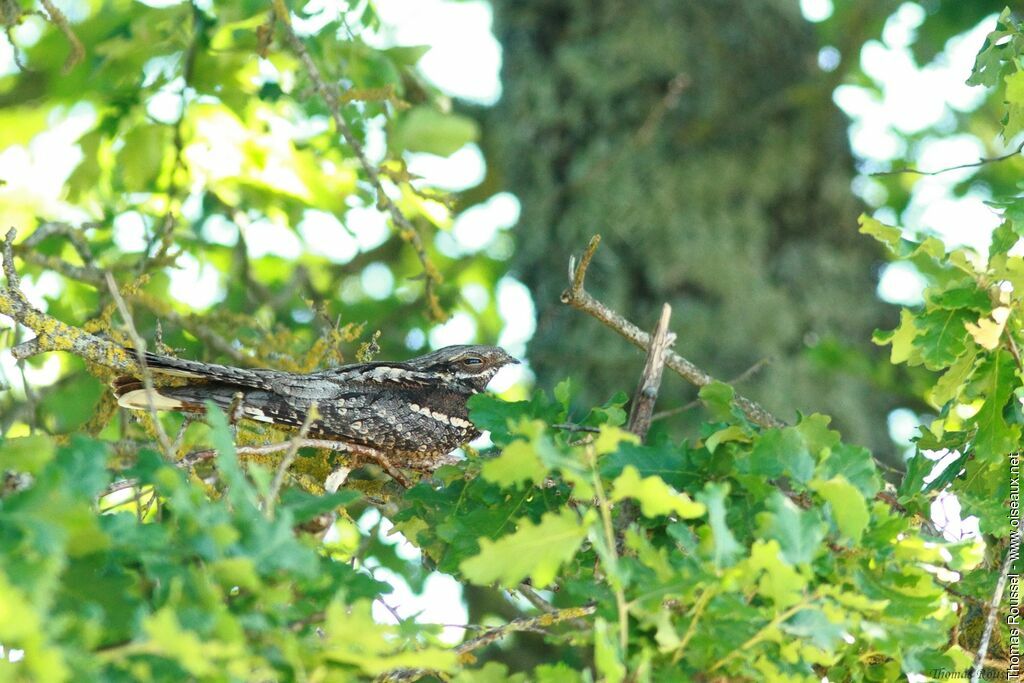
(112, 345, 519, 469)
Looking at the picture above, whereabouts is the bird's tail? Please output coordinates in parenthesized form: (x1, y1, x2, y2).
(111, 376, 305, 430)
(124, 350, 279, 390)
(111, 350, 286, 411)
(111, 376, 220, 413)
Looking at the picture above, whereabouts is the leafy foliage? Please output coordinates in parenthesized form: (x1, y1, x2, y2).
(0, 2, 1022, 682)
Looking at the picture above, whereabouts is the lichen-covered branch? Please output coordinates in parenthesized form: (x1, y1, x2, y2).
(0, 229, 137, 372)
(376, 605, 597, 682)
(176, 437, 419, 489)
(454, 605, 596, 656)
(561, 235, 785, 429)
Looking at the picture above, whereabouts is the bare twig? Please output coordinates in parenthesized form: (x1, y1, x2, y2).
(21, 221, 98, 263)
(375, 597, 405, 624)
(1, 1, 30, 72)
(572, 74, 691, 192)
(517, 583, 556, 613)
(273, 9, 445, 320)
(38, 0, 84, 72)
(871, 141, 1024, 177)
(144, 6, 204, 269)
(14, 252, 105, 285)
(104, 272, 175, 459)
(129, 293, 254, 366)
(615, 304, 676, 535)
(970, 526, 1021, 683)
(627, 303, 674, 440)
(560, 236, 785, 429)
(15, 222, 104, 284)
(673, 588, 715, 663)
(265, 403, 319, 519)
(652, 357, 770, 422)
(2, 228, 23, 292)
(636, 73, 691, 144)
(590, 449, 629, 656)
(324, 466, 352, 493)
(170, 414, 195, 456)
(100, 478, 144, 498)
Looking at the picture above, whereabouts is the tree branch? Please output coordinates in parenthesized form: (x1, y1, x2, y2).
(176, 437, 417, 488)
(454, 605, 595, 656)
(376, 605, 596, 683)
(38, 0, 84, 72)
(517, 583, 556, 613)
(105, 272, 175, 459)
(0, 229, 137, 371)
(560, 236, 785, 429)
(273, 8, 445, 321)
(627, 303, 674, 440)
(265, 403, 320, 518)
(870, 141, 1024, 177)
(651, 357, 769, 422)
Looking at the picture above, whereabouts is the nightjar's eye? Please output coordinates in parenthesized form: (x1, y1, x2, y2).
(462, 357, 483, 366)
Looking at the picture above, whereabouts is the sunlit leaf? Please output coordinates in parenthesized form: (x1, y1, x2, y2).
(697, 482, 743, 567)
(610, 465, 706, 519)
(757, 492, 825, 565)
(392, 106, 479, 156)
(459, 508, 593, 588)
(811, 476, 869, 543)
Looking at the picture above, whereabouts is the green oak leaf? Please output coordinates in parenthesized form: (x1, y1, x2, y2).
(610, 465, 706, 519)
(816, 443, 882, 498)
(481, 429, 549, 488)
(748, 427, 815, 484)
(874, 309, 920, 365)
(810, 476, 869, 544)
(392, 106, 479, 156)
(758, 492, 825, 565)
(697, 482, 743, 567)
(746, 539, 807, 608)
(931, 346, 978, 407)
(858, 214, 901, 249)
(970, 349, 1021, 465)
(927, 285, 992, 311)
(594, 425, 640, 455)
(459, 508, 593, 588)
(915, 308, 972, 370)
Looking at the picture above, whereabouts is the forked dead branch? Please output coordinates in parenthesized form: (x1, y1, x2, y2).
(560, 235, 785, 429)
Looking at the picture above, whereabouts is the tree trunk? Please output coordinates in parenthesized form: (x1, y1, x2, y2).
(483, 0, 903, 458)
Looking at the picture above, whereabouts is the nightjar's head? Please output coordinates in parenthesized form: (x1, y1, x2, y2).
(408, 345, 519, 393)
